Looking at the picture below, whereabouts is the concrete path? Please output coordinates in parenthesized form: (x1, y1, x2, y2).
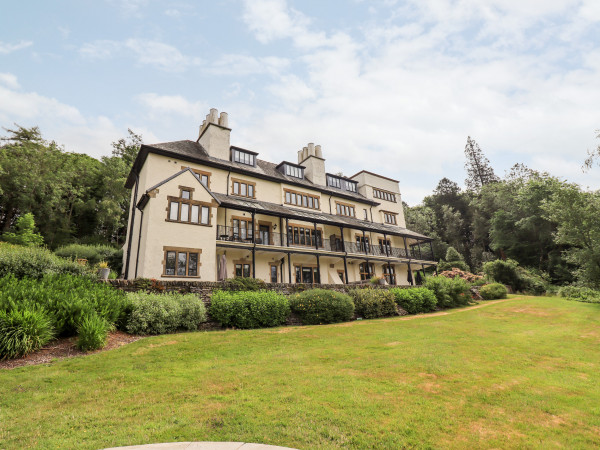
(104, 443, 297, 450)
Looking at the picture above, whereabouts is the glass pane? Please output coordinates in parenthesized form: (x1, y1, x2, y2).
(165, 251, 176, 275)
(300, 228, 305, 245)
(315, 198, 319, 209)
(303, 196, 307, 207)
(181, 190, 190, 199)
(285, 192, 290, 203)
(243, 264, 250, 277)
(180, 203, 189, 222)
(201, 175, 208, 186)
(177, 252, 187, 276)
(308, 197, 313, 208)
(191, 205, 199, 223)
(169, 202, 179, 221)
(235, 264, 242, 277)
(302, 267, 312, 284)
(234, 182, 239, 194)
(241, 183, 247, 196)
(201, 206, 209, 224)
(291, 193, 296, 204)
(313, 267, 320, 284)
(295, 266, 301, 283)
(188, 253, 198, 276)
(248, 185, 254, 197)
(270, 266, 277, 283)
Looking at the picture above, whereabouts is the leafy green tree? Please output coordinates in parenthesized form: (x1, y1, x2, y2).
(438, 246, 470, 272)
(464, 136, 499, 191)
(543, 184, 600, 288)
(2, 213, 44, 246)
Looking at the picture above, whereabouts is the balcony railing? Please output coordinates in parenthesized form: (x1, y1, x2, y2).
(216, 225, 433, 260)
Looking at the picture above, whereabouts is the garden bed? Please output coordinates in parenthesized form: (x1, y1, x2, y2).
(0, 331, 143, 370)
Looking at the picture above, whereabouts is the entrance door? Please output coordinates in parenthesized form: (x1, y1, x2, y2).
(259, 225, 270, 245)
(270, 264, 278, 283)
(302, 267, 313, 283)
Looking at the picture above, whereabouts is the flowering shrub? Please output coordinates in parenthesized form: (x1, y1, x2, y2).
(289, 289, 354, 325)
(349, 288, 398, 319)
(210, 290, 289, 329)
(438, 268, 483, 283)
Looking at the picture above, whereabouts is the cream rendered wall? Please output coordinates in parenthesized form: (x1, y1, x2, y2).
(135, 170, 218, 281)
(351, 171, 407, 228)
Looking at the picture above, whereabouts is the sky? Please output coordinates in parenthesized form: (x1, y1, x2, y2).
(1, 0, 599, 205)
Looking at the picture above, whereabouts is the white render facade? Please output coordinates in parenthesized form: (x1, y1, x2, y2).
(122, 108, 436, 285)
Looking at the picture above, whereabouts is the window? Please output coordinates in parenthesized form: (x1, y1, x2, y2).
(383, 212, 397, 225)
(231, 178, 256, 198)
(183, 167, 211, 188)
(232, 218, 253, 241)
(232, 149, 256, 166)
(383, 265, 396, 285)
(166, 188, 212, 226)
(294, 265, 320, 284)
(359, 262, 375, 281)
(356, 235, 370, 252)
(235, 263, 251, 277)
(270, 265, 278, 283)
(327, 175, 342, 188)
(287, 225, 322, 248)
(163, 247, 201, 277)
(284, 164, 304, 179)
(379, 238, 391, 255)
(363, 209, 368, 220)
(345, 181, 357, 192)
(284, 189, 320, 210)
(373, 188, 397, 203)
(335, 202, 355, 217)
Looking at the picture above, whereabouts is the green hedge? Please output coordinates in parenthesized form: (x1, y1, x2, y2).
(0, 243, 84, 280)
(390, 287, 437, 314)
(55, 244, 123, 274)
(423, 276, 471, 308)
(349, 288, 398, 319)
(289, 289, 354, 325)
(479, 283, 508, 300)
(126, 292, 208, 335)
(210, 290, 289, 329)
(222, 277, 267, 291)
(0, 274, 128, 337)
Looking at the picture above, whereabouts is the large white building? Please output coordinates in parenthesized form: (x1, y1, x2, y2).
(122, 108, 436, 284)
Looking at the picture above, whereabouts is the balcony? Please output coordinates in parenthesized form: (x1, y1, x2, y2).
(216, 225, 434, 261)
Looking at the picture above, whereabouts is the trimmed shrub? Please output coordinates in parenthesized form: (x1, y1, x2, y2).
(350, 288, 398, 319)
(0, 243, 84, 279)
(424, 276, 471, 308)
(479, 283, 508, 300)
(483, 259, 520, 291)
(390, 287, 437, 314)
(77, 314, 111, 351)
(210, 290, 289, 329)
(0, 274, 128, 337)
(0, 309, 54, 360)
(289, 289, 354, 325)
(126, 292, 208, 335)
(222, 277, 267, 291)
(558, 286, 600, 303)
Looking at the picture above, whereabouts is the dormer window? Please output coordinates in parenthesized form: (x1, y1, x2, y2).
(231, 148, 256, 166)
(327, 175, 342, 188)
(276, 162, 304, 179)
(345, 180, 357, 192)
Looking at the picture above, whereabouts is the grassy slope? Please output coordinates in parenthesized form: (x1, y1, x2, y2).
(1, 296, 599, 449)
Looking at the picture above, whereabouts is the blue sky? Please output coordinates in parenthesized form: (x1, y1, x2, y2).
(1, 0, 599, 204)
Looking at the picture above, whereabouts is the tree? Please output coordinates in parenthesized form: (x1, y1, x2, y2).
(464, 136, 499, 191)
(583, 130, 600, 171)
(438, 246, 470, 272)
(542, 184, 600, 288)
(2, 213, 44, 246)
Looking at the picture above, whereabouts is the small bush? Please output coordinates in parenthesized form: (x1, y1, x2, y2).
(210, 290, 289, 329)
(424, 276, 471, 308)
(126, 292, 207, 335)
(483, 259, 520, 291)
(289, 289, 354, 325)
(479, 283, 508, 300)
(558, 286, 600, 303)
(350, 288, 398, 319)
(222, 277, 267, 291)
(0, 309, 54, 360)
(390, 287, 437, 314)
(77, 314, 111, 351)
(55, 244, 123, 273)
(0, 243, 84, 279)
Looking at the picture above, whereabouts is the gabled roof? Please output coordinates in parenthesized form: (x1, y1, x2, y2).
(136, 167, 221, 210)
(126, 140, 380, 206)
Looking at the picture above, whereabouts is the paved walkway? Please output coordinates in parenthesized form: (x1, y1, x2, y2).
(105, 443, 297, 450)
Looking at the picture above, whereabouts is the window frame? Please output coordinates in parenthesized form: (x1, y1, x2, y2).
(283, 188, 320, 210)
(231, 178, 256, 199)
(335, 201, 356, 217)
(162, 246, 202, 278)
(165, 187, 214, 227)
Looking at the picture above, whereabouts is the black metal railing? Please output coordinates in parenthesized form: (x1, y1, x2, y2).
(216, 225, 433, 260)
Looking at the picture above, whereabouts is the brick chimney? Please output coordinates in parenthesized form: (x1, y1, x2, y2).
(197, 108, 231, 160)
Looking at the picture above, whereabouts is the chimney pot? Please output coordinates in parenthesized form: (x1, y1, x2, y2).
(209, 108, 218, 123)
(307, 143, 315, 156)
(219, 112, 229, 127)
(315, 145, 322, 158)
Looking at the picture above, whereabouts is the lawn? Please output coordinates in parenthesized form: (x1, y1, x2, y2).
(1, 296, 599, 449)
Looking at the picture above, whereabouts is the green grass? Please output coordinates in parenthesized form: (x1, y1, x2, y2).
(1, 296, 600, 449)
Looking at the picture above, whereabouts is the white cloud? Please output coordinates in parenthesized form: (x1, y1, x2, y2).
(0, 40, 33, 54)
(0, 73, 19, 89)
(235, 0, 600, 203)
(79, 39, 201, 71)
(206, 54, 290, 76)
(136, 93, 207, 119)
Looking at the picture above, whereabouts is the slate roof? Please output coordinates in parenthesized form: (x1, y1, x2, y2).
(126, 140, 379, 205)
(212, 193, 431, 241)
